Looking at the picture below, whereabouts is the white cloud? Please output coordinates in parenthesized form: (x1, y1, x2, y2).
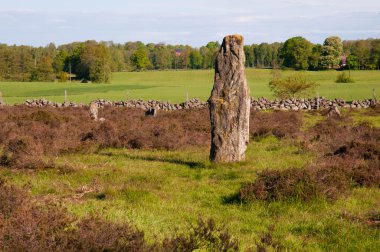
(0, 1, 379, 46)
(234, 14, 312, 24)
(0, 8, 36, 14)
(234, 15, 275, 23)
(49, 18, 67, 23)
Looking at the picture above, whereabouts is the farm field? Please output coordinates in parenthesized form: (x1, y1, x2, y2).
(0, 107, 379, 251)
(0, 69, 379, 104)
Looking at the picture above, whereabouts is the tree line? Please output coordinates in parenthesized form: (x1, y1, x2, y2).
(0, 37, 379, 83)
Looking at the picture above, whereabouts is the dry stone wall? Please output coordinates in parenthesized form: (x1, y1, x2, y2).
(250, 97, 376, 110)
(19, 97, 378, 110)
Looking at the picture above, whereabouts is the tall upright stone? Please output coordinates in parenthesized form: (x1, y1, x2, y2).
(209, 35, 250, 163)
(89, 102, 99, 121)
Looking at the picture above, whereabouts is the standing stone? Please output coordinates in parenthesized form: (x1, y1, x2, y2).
(89, 102, 99, 121)
(209, 35, 250, 163)
(327, 106, 341, 119)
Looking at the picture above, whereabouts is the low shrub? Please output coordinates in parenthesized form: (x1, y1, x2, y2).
(239, 156, 379, 202)
(336, 72, 355, 83)
(0, 136, 49, 169)
(341, 210, 380, 230)
(368, 211, 380, 229)
(269, 73, 319, 99)
(0, 107, 211, 168)
(57, 71, 69, 82)
(0, 180, 239, 251)
(0, 107, 307, 169)
(0, 179, 27, 217)
(306, 120, 380, 160)
(68, 218, 148, 251)
(250, 110, 303, 138)
(240, 118, 380, 202)
(239, 164, 350, 202)
(254, 226, 283, 252)
(350, 160, 380, 187)
(159, 217, 239, 252)
(0, 179, 75, 251)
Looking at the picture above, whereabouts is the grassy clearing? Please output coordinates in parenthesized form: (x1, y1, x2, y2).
(1, 134, 379, 250)
(0, 69, 379, 104)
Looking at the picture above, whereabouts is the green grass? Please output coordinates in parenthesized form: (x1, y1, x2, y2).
(1, 134, 379, 251)
(0, 69, 379, 104)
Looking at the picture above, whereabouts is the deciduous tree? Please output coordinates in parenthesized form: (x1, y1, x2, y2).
(131, 48, 151, 70)
(319, 36, 343, 69)
(80, 42, 112, 83)
(189, 50, 203, 69)
(280, 37, 312, 70)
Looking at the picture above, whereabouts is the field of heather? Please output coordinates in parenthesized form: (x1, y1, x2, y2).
(0, 106, 379, 251)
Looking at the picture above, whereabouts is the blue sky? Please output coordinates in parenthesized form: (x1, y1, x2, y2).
(1, 0, 379, 46)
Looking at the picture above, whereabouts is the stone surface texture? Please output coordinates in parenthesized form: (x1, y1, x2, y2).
(327, 106, 342, 118)
(209, 35, 250, 163)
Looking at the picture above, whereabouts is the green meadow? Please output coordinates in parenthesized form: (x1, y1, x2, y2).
(0, 69, 379, 104)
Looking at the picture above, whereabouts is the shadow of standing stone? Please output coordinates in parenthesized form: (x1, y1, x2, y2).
(209, 35, 250, 163)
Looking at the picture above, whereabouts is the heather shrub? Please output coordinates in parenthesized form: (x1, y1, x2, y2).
(254, 226, 283, 252)
(158, 217, 239, 252)
(341, 210, 380, 230)
(240, 119, 380, 202)
(90, 120, 120, 148)
(0, 106, 307, 169)
(306, 119, 380, 159)
(0, 180, 240, 251)
(0, 180, 74, 251)
(250, 110, 303, 138)
(350, 160, 380, 187)
(239, 164, 350, 202)
(0, 107, 211, 168)
(25, 109, 65, 126)
(368, 211, 380, 229)
(0, 136, 48, 169)
(67, 218, 148, 251)
(0, 179, 27, 217)
(239, 155, 379, 203)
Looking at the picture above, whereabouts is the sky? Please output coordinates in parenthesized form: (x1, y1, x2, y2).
(0, 0, 379, 47)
